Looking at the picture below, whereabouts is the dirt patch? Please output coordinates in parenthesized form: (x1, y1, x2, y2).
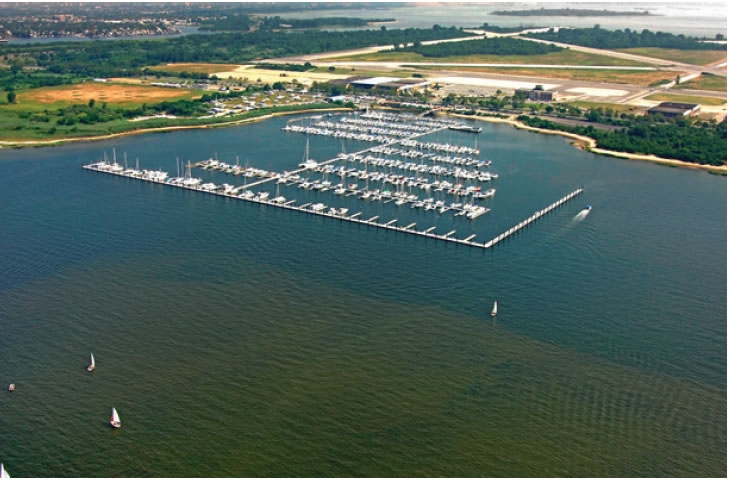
(20, 83, 193, 105)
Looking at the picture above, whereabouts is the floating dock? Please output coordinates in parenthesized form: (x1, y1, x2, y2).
(81, 163, 582, 250)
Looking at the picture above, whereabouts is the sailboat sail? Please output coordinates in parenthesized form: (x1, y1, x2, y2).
(1, 463, 10, 479)
(491, 301, 498, 316)
(90, 353, 95, 367)
(110, 407, 121, 428)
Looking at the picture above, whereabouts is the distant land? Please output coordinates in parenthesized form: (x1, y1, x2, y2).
(491, 8, 657, 17)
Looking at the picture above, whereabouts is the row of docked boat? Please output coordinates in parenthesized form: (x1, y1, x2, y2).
(331, 117, 436, 133)
(283, 124, 398, 144)
(292, 168, 497, 200)
(311, 120, 423, 138)
(294, 179, 490, 219)
(399, 139, 479, 155)
(359, 112, 454, 130)
(93, 160, 171, 182)
(199, 159, 279, 179)
(342, 155, 497, 180)
(366, 146, 489, 167)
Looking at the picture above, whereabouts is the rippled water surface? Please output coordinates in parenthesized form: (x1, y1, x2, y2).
(0, 113, 726, 477)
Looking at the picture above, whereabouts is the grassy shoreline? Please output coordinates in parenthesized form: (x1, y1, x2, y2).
(0, 105, 351, 149)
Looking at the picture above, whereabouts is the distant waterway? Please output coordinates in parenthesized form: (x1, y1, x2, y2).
(0, 112, 725, 477)
(273, 2, 727, 38)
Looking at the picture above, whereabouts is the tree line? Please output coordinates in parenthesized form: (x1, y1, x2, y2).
(517, 114, 727, 166)
(1, 26, 474, 79)
(394, 36, 563, 57)
(523, 26, 726, 50)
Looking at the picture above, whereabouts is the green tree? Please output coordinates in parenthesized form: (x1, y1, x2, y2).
(7, 91, 16, 103)
(88, 98, 95, 108)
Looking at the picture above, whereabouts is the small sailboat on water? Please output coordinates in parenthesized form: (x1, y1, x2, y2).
(1, 463, 10, 478)
(87, 353, 95, 372)
(7, 384, 14, 392)
(491, 301, 498, 317)
(110, 408, 121, 429)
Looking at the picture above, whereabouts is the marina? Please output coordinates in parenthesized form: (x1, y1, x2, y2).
(81, 111, 586, 250)
(78, 111, 589, 250)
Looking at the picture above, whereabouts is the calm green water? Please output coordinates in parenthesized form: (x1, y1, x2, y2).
(0, 114, 726, 477)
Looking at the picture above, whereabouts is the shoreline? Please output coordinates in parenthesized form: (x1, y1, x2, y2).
(1, 106, 725, 175)
(453, 113, 727, 174)
(0, 107, 353, 149)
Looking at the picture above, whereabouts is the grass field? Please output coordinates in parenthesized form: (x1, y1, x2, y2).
(15, 82, 197, 109)
(148, 63, 244, 73)
(0, 82, 207, 142)
(644, 92, 727, 106)
(410, 65, 677, 85)
(0, 101, 340, 143)
(673, 74, 727, 92)
(614, 48, 727, 65)
(330, 49, 651, 66)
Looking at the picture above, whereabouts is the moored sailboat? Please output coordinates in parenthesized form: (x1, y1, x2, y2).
(110, 408, 121, 429)
(87, 353, 95, 372)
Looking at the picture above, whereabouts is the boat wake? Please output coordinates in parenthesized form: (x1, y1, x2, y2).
(573, 208, 591, 222)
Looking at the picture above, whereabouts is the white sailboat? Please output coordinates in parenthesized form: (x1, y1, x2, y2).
(110, 408, 121, 429)
(491, 301, 498, 317)
(299, 137, 318, 169)
(1, 463, 10, 478)
(87, 353, 95, 372)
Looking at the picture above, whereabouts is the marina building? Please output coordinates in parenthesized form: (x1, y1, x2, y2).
(647, 102, 701, 118)
(514, 88, 555, 102)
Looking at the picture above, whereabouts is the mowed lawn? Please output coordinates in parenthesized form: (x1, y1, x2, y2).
(645, 92, 727, 106)
(673, 74, 727, 92)
(615, 48, 727, 65)
(330, 49, 651, 66)
(147, 63, 244, 73)
(413, 65, 676, 85)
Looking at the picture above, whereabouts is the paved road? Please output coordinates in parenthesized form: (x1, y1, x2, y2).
(322, 61, 657, 70)
(517, 35, 728, 77)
